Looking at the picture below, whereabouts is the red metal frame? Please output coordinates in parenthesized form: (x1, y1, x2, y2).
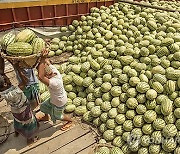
(0, 1, 114, 31)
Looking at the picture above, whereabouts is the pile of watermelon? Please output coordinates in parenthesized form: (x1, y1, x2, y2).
(59, 1, 180, 153)
(3, 0, 180, 153)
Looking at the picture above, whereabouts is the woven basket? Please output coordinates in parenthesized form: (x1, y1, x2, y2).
(1, 52, 42, 69)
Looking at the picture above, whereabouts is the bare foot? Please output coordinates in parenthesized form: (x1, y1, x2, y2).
(36, 112, 49, 122)
(27, 136, 39, 146)
(14, 131, 19, 137)
(61, 122, 73, 131)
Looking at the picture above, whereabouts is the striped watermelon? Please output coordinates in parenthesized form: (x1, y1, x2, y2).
(16, 29, 36, 43)
(6, 42, 33, 56)
(161, 98, 173, 116)
(31, 38, 45, 53)
(1, 32, 15, 49)
(40, 91, 50, 102)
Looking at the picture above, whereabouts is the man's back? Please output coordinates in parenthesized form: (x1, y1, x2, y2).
(16, 68, 38, 86)
(48, 65, 67, 107)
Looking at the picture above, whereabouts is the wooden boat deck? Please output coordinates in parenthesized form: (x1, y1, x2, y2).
(0, 118, 97, 154)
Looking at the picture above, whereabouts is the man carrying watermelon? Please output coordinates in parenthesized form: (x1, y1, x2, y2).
(37, 50, 73, 130)
(15, 68, 40, 110)
(0, 56, 40, 110)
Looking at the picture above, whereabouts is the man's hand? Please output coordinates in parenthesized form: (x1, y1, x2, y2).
(13, 61, 20, 69)
(45, 39, 50, 43)
(40, 49, 49, 63)
(42, 49, 49, 58)
(45, 58, 51, 66)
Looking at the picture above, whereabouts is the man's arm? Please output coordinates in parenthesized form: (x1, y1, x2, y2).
(38, 50, 49, 86)
(45, 58, 51, 66)
(0, 56, 5, 75)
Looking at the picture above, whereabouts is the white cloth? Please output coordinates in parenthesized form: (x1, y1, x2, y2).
(48, 65, 67, 107)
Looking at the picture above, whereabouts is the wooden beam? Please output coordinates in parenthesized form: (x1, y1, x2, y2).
(0, 0, 114, 9)
(51, 133, 96, 154)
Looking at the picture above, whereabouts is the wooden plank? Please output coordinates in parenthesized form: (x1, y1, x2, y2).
(0, 99, 7, 108)
(0, 105, 13, 124)
(5, 70, 18, 86)
(0, 120, 57, 138)
(0, 103, 10, 112)
(0, 113, 74, 137)
(22, 124, 90, 154)
(75, 142, 96, 154)
(0, 121, 65, 154)
(4, 61, 14, 74)
(51, 132, 96, 154)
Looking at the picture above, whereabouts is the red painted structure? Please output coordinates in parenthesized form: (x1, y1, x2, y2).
(0, 1, 115, 31)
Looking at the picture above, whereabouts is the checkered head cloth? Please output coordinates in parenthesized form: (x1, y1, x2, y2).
(45, 64, 52, 74)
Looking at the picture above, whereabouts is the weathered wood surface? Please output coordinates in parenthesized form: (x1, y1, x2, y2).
(52, 132, 96, 154)
(1, 121, 97, 154)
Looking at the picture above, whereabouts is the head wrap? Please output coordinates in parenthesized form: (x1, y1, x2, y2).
(45, 64, 52, 74)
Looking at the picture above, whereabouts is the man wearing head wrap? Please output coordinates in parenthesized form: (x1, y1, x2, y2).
(0, 65, 39, 145)
(0, 55, 40, 110)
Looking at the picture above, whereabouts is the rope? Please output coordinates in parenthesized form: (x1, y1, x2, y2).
(73, 115, 114, 154)
(74, 116, 90, 130)
(73, 115, 107, 154)
(73, 116, 108, 154)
